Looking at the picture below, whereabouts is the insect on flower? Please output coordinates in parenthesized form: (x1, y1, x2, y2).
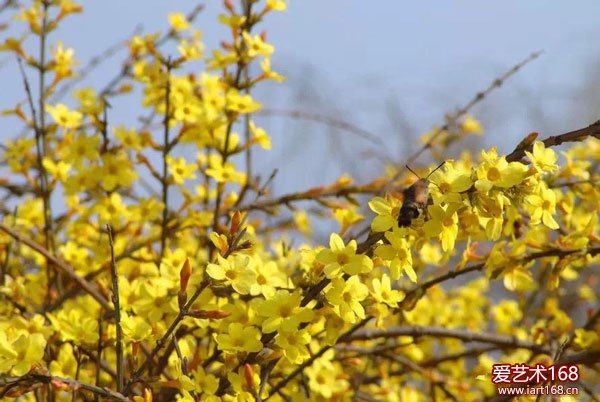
(398, 162, 445, 227)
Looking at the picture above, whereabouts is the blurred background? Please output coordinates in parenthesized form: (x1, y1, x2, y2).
(2, 0, 600, 240)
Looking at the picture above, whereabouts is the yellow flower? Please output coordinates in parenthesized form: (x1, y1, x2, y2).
(66, 133, 99, 163)
(205, 158, 246, 184)
(0, 332, 46, 376)
(42, 157, 71, 182)
(227, 367, 260, 400)
(249, 120, 272, 149)
(242, 31, 274, 58)
(167, 156, 197, 185)
(374, 227, 416, 282)
(461, 116, 483, 135)
(122, 313, 153, 342)
(422, 203, 460, 252)
(256, 290, 314, 333)
(526, 185, 559, 229)
(73, 88, 103, 115)
(177, 35, 204, 61)
(134, 278, 178, 322)
(428, 161, 473, 204)
(326, 276, 368, 323)
(46, 104, 82, 129)
(475, 148, 528, 192)
(14, 3, 42, 33)
(58, 241, 89, 274)
(368, 196, 402, 232)
(51, 41, 77, 79)
(95, 192, 131, 224)
(168, 12, 190, 31)
(275, 328, 311, 364)
(49, 343, 77, 378)
(573, 329, 599, 350)
(333, 207, 364, 236)
(48, 309, 98, 346)
(58, 0, 83, 16)
(293, 210, 311, 236)
(206, 255, 256, 295)
(100, 152, 138, 191)
(491, 300, 522, 334)
(317, 233, 373, 277)
(371, 274, 405, 307)
(259, 58, 285, 82)
(215, 323, 262, 353)
(250, 260, 287, 297)
(526, 141, 558, 173)
(114, 125, 143, 150)
(266, 0, 287, 11)
(225, 89, 262, 114)
(475, 191, 509, 241)
(191, 367, 219, 396)
(306, 352, 349, 398)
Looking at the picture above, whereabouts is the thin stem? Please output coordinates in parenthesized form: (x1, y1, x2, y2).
(124, 279, 210, 395)
(0, 374, 130, 402)
(159, 61, 173, 265)
(107, 224, 123, 392)
(0, 222, 112, 310)
(211, 0, 253, 236)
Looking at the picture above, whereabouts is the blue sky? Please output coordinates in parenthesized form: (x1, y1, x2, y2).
(2, 0, 600, 198)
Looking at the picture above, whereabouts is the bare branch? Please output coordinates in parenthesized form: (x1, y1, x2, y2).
(106, 224, 124, 392)
(0, 223, 112, 311)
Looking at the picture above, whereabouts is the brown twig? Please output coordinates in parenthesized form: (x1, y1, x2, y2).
(124, 279, 210, 395)
(259, 108, 384, 146)
(98, 4, 205, 98)
(37, 0, 54, 252)
(106, 224, 123, 392)
(16, 55, 56, 306)
(234, 181, 381, 214)
(345, 325, 550, 353)
(401, 246, 600, 310)
(0, 222, 112, 310)
(404, 51, 542, 169)
(51, 24, 143, 102)
(0, 373, 130, 401)
(211, 0, 255, 237)
(379, 352, 458, 401)
(264, 317, 372, 400)
(95, 318, 103, 402)
(506, 119, 600, 162)
(159, 60, 173, 265)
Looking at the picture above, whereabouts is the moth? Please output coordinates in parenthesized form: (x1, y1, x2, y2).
(398, 162, 445, 227)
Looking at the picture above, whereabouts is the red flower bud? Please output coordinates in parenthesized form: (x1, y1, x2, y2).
(180, 258, 192, 292)
(244, 364, 255, 389)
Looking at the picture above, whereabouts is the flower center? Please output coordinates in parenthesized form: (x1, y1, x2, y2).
(487, 167, 501, 181)
(336, 254, 349, 265)
(279, 305, 292, 318)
